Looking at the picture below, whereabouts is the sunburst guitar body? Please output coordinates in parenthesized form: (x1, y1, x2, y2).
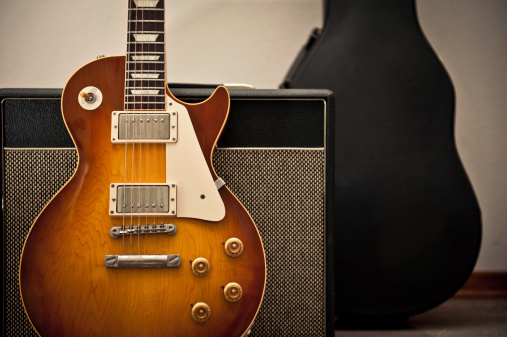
(19, 1, 266, 336)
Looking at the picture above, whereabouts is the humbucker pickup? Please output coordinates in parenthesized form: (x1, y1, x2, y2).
(111, 111, 178, 143)
(109, 183, 177, 216)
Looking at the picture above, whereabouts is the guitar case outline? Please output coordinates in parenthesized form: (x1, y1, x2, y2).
(283, 0, 481, 319)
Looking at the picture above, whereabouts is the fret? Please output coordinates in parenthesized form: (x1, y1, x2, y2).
(125, 103, 165, 106)
(125, 95, 165, 100)
(128, 42, 165, 44)
(128, 20, 164, 22)
(130, 31, 164, 34)
(128, 22, 163, 29)
(126, 79, 166, 81)
(127, 70, 164, 72)
(126, 95, 165, 97)
(125, 87, 163, 90)
(127, 61, 164, 63)
(126, 98, 165, 101)
(127, 51, 164, 57)
(129, 8, 164, 11)
(125, 108, 166, 112)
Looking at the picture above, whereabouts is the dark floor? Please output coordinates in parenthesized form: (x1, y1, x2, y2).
(335, 298, 507, 336)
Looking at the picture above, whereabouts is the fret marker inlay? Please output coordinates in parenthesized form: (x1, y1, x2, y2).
(132, 55, 161, 61)
(130, 89, 161, 95)
(133, 0, 160, 7)
(131, 73, 161, 79)
(133, 34, 160, 42)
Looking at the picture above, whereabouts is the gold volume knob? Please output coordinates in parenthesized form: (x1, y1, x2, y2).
(224, 282, 243, 302)
(224, 238, 244, 257)
(191, 302, 211, 322)
(191, 257, 210, 277)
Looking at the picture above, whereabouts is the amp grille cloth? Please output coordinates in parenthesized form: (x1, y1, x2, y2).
(3, 148, 325, 337)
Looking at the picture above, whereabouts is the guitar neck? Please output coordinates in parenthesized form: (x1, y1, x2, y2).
(125, 0, 166, 110)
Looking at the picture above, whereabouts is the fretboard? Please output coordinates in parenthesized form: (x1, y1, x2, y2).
(125, 0, 166, 110)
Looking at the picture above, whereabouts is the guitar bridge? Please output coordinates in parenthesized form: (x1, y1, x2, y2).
(109, 183, 177, 216)
(109, 223, 177, 238)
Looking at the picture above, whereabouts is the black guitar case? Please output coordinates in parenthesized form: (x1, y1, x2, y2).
(283, 0, 481, 320)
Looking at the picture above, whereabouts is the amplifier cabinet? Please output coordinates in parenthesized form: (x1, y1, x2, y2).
(1, 88, 334, 336)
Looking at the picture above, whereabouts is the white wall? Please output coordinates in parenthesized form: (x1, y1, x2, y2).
(417, 0, 507, 271)
(0, 0, 505, 270)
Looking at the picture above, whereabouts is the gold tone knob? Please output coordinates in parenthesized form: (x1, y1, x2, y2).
(224, 282, 243, 302)
(191, 257, 210, 277)
(191, 302, 211, 322)
(224, 238, 244, 257)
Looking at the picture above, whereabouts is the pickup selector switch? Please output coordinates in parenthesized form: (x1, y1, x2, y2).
(191, 302, 211, 322)
(191, 257, 210, 277)
(224, 238, 243, 257)
(78, 86, 102, 110)
(224, 282, 243, 302)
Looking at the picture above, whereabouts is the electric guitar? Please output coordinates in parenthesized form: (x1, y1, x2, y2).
(19, 1, 266, 336)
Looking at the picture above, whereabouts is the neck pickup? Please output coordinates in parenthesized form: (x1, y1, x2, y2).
(111, 111, 178, 142)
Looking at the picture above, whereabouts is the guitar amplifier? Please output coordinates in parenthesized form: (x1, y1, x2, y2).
(1, 88, 334, 336)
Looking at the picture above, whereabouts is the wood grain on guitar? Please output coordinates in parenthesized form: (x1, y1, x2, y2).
(19, 1, 266, 336)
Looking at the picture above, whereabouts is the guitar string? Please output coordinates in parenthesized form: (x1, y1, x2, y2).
(136, 1, 143, 256)
(152, 1, 158, 255)
(149, 3, 155, 255)
(159, 0, 165, 253)
(145, 8, 150, 252)
(136, 0, 145, 256)
(122, 0, 133, 256)
(159, 0, 166, 255)
(135, 0, 145, 255)
(130, 0, 139, 256)
(131, 0, 137, 255)
(143, 3, 147, 255)
(143, 1, 156, 254)
(127, 1, 164, 256)
(148, 2, 154, 255)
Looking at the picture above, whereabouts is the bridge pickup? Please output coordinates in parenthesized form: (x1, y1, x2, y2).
(109, 223, 177, 238)
(104, 254, 181, 268)
(111, 111, 178, 143)
(109, 183, 177, 216)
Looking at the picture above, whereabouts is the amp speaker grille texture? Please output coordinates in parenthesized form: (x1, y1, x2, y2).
(3, 148, 326, 337)
(3, 150, 78, 337)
